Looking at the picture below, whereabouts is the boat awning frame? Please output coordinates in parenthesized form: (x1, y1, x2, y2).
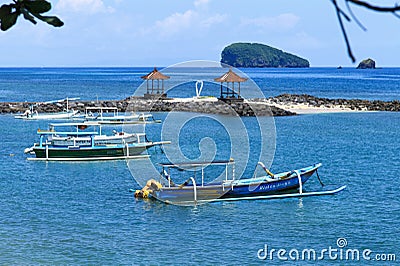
(159, 159, 235, 168)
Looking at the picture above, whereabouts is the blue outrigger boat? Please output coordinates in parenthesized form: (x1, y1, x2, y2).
(134, 160, 346, 205)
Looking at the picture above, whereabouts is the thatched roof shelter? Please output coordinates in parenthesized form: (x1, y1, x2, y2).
(214, 68, 247, 99)
(214, 68, 248, 83)
(141, 67, 170, 96)
(141, 67, 170, 80)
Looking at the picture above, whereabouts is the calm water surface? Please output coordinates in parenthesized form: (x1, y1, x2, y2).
(1, 67, 400, 102)
(0, 68, 399, 264)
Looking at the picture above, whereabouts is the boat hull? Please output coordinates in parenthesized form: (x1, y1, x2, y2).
(15, 111, 78, 120)
(223, 167, 317, 198)
(153, 185, 229, 205)
(32, 144, 150, 158)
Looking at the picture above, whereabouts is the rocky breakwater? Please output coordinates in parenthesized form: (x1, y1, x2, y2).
(0, 97, 296, 117)
(125, 97, 295, 116)
(267, 94, 400, 112)
(0, 100, 127, 114)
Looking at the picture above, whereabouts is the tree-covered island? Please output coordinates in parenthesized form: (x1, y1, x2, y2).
(221, 43, 310, 68)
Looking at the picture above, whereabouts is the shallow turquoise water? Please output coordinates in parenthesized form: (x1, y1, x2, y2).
(1, 112, 399, 265)
(0, 68, 399, 264)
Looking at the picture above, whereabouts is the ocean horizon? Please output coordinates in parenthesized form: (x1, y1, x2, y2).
(1, 67, 400, 103)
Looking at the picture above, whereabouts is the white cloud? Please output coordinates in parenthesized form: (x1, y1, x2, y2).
(241, 13, 300, 31)
(141, 8, 227, 37)
(194, 0, 210, 8)
(200, 14, 227, 28)
(150, 10, 198, 37)
(56, 0, 114, 14)
(291, 31, 322, 49)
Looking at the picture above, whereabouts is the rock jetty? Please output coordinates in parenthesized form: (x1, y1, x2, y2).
(2, 94, 399, 117)
(0, 97, 295, 117)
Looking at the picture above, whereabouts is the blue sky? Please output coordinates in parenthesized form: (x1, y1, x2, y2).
(0, 0, 399, 67)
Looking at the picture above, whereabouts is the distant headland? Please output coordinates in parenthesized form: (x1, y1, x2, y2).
(220, 42, 310, 68)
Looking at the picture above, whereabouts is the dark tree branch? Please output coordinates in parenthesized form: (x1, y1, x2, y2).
(331, 0, 356, 62)
(347, 0, 400, 12)
(345, 0, 367, 31)
(331, 0, 400, 62)
(393, 11, 400, 19)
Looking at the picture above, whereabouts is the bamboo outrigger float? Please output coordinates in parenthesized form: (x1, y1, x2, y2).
(134, 160, 346, 205)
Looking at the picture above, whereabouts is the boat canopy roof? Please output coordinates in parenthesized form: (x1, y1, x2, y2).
(43, 97, 80, 104)
(37, 130, 99, 136)
(159, 159, 234, 168)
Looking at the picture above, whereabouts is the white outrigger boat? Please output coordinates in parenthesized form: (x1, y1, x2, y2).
(15, 97, 80, 120)
(134, 160, 346, 205)
(76, 107, 160, 125)
(24, 122, 170, 161)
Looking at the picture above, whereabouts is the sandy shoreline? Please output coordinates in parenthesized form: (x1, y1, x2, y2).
(263, 102, 373, 114)
(166, 97, 376, 115)
(169, 98, 372, 114)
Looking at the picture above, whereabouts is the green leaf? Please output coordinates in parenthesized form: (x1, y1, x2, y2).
(24, 0, 51, 14)
(0, 4, 12, 20)
(21, 9, 37, 25)
(1, 12, 19, 31)
(37, 15, 64, 27)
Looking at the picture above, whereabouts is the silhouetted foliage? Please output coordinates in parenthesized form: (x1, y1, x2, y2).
(0, 0, 63, 31)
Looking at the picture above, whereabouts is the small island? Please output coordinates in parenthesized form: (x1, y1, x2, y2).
(220, 42, 310, 68)
(357, 58, 376, 69)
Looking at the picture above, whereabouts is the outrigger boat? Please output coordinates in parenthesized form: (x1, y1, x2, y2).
(15, 97, 80, 120)
(134, 160, 346, 205)
(76, 107, 160, 125)
(24, 122, 170, 161)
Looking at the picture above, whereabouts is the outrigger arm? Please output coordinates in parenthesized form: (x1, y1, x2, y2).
(257, 161, 275, 178)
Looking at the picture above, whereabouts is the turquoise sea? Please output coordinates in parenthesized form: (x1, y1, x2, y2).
(0, 68, 399, 265)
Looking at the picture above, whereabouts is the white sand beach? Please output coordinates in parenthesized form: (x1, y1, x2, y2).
(248, 100, 375, 114)
(266, 102, 370, 114)
(158, 97, 378, 115)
